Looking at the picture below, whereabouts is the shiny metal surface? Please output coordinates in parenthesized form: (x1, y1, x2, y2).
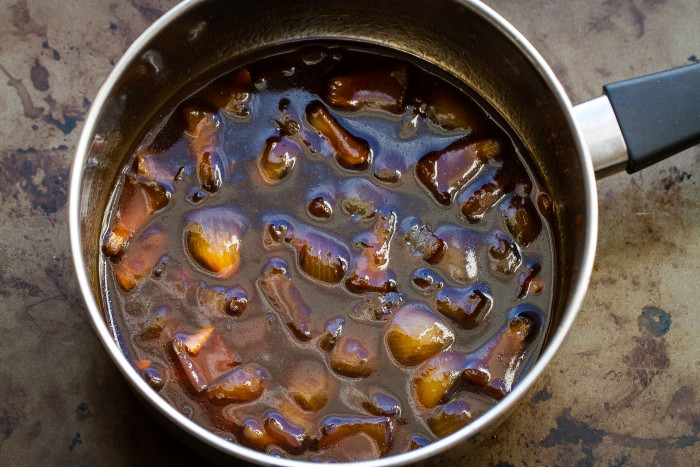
(69, 0, 598, 465)
(574, 96, 628, 179)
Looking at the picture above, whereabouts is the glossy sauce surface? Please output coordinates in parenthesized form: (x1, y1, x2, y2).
(100, 43, 555, 461)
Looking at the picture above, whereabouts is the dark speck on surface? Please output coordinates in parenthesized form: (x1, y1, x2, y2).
(532, 386, 553, 404)
(43, 111, 79, 135)
(0, 411, 18, 441)
(76, 403, 92, 421)
(109, 22, 117, 30)
(609, 455, 629, 466)
(689, 55, 698, 62)
(540, 408, 605, 448)
(662, 166, 692, 190)
(68, 432, 82, 452)
(639, 306, 672, 337)
(30, 58, 50, 91)
(129, 0, 164, 22)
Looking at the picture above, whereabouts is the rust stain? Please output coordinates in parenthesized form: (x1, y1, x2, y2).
(664, 386, 699, 427)
(9, 0, 47, 39)
(129, 0, 165, 23)
(638, 306, 672, 337)
(661, 166, 693, 190)
(628, 0, 646, 38)
(0, 64, 84, 133)
(0, 146, 69, 216)
(30, 58, 49, 91)
(0, 64, 45, 119)
(0, 410, 19, 442)
(0, 269, 43, 298)
(587, 0, 667, 38)
(541, 407, 698, 452)
(531, 386, 553, 404)
(76, 403, 93, 421)
(622, 335, 670, 378)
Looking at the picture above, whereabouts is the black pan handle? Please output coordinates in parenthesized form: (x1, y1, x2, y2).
(603, 62, 700, 173)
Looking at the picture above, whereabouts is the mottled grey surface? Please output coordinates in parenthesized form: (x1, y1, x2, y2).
(0, 0, 698, 465)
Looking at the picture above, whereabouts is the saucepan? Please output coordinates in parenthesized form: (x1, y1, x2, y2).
(68, 0, 699, 465)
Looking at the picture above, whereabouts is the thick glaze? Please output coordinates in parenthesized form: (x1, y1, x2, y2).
(100, 43, 555, 462)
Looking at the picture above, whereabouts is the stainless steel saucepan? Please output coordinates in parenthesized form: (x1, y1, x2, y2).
(68, 0, 700, 465)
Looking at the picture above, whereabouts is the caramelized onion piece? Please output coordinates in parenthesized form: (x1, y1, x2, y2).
(350, 292, 403, 322)
(197, 284, 249, 316)
(434, 224, 480, 284)
(182, 105, 227, 192)
(463, 309, 539, 399)
(458, 166, 507, 223)
(173, 329, 241, 387)
(133, 359, 151, 372)
(172, 338, 207, 393)
(141, 304, 172, 340)
(240, 417, 276, 452)
(257, 258, 313, 341)
(264, 411, 307, 452)
(411, 267, 445, 296)
(103, 174, 169, 257)
(140, 365, 164, 391)
(340, 177, 391, 220)
(136, 140, 190, 190)
(263, 215, 349, 283)
(326, 66, 408, 114)
(330, 333, 378, 378)
(319, 316, 345, 351)
(208, 364, 266, 402)
(408, 434, 432, 450)
(415, 136, 502, 205)
(499, 194, 542, 246)
(296, 240, 346, 284)
(258, 136, 301, 184)
(346, 212, 397, 294)
(363, 392, 401, 417)
(277, 98, 329, 156)
(319, 415, 393, 456)
(434, 284, 492, 328)
(517, 260, 544, 299)
(427, 399, 486, 438)
(372, 151, 406, 185)
(403, 224, 446, 264)
(306, 100, 371, 170)
(386, 302, 454, 366)
(412, 350, 468, 409)
(424, 85, 491, 133)
(287, 361, 332, 412)
(458, 159, 532, 223)
(288, 225, 349, 285)
(201, 68, 253, 118)
(308, 196, 333, 219)
(184, 207, 247, 278)
(113, 225, 167, 291)
(487, 230, 522, 275)
(179, 325, 213, 356)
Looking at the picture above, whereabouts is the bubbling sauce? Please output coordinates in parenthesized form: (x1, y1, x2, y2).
(100, 43, 555, 462)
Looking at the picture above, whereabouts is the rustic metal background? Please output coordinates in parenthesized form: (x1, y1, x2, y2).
(0, 0, 697, 465)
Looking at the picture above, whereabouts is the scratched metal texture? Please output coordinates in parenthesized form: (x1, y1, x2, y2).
(0, 0, 697, 465)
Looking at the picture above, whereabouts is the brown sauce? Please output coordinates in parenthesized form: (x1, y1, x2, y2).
(100, 42, 555, 461)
